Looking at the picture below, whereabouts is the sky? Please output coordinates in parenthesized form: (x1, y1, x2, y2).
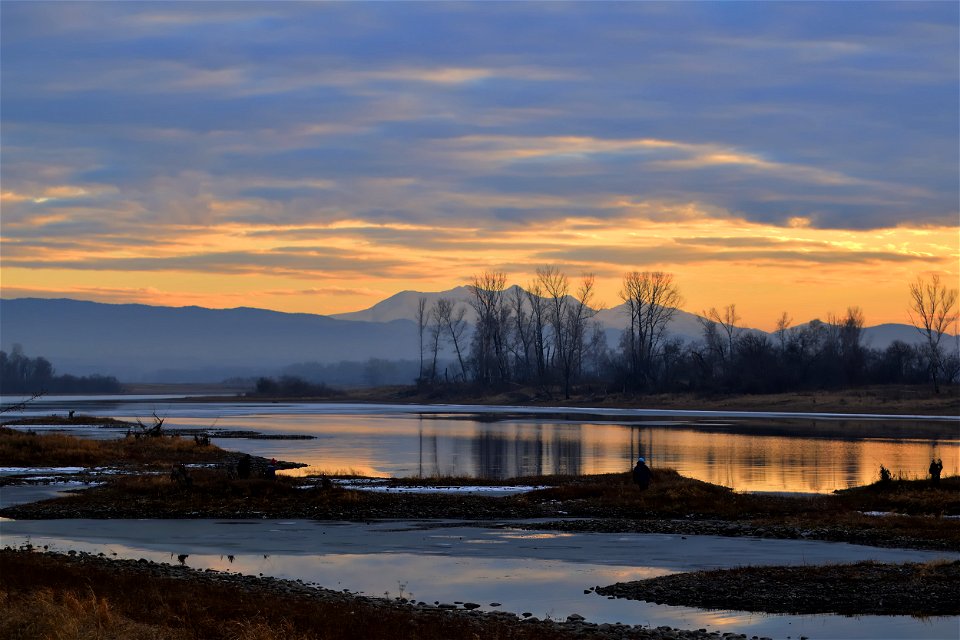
(1, 2, 957, 330)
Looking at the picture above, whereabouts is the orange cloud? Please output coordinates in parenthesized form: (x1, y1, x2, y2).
(3, 210, 956, 330)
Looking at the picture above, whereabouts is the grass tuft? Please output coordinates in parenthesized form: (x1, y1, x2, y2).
(0, 426, 225, 468)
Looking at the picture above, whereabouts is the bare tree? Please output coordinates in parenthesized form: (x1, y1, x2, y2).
(619, 271, 682, 387)
(702, 304, 741, 362)
(469, 272, 510, 385)
(508, 285, 534, 382)
(567, 274, 597, 394)
(538, 267, 595, 399)
(416, 297, 428, 382)
(583, 319, 609, 380)
(775, 312, 792, 354)
(525, 279, 549, 384)
(435, 297, 469, 382)
(695, 317, 724, 381)
(538, 266, 570, 391)
(908, 275, 959, 393)
(837, 306, 866, 384)
(427, 301, 444, 384)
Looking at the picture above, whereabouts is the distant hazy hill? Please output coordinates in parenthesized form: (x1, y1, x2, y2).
(333, 286, 711, 342)
(336, 286, 938, 349)
(331, 285, 478, 323)
(592, 303, 718, 343)
(0, 298, 418, 382)
(0, 294, 941, 383)
(335, 287, 757, 344)
(861, 323, 942, 349)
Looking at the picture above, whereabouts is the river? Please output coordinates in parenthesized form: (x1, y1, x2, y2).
(3, 395, 957, 492)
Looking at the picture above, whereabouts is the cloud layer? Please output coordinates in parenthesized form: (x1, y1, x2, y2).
(1, 2, 957, 327)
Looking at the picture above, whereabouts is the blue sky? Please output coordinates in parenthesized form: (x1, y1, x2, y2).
(1, 2, 957, 326)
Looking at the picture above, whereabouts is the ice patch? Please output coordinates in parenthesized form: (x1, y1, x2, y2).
(332, 479, 548, 495)
(0, 466, 85, 475)
(861, 510, 960, 520)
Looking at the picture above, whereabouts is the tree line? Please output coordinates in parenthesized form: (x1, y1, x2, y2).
(415, 271, 959, 397)
(0, 346, 122, 394)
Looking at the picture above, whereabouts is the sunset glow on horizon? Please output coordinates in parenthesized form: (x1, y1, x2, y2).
(2, 2, 957, 331)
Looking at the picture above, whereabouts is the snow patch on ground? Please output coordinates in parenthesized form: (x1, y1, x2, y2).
(332, 479, 549, 495)
(0, 466, 86, 475)
(859, 511, 960, 520)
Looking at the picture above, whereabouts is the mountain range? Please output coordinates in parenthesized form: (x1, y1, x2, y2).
(0, 290, 941, 383)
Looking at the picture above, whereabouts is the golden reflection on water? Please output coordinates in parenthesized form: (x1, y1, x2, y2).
(631, 429, 957, 493)
(211, 414, 958, 493)
(281, 464, 385, 478)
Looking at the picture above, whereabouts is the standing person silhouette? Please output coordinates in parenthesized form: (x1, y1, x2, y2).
(633, 456, 652, 490)
(929, 458, 943, 486)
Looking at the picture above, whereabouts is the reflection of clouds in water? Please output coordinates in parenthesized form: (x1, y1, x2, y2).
(116, 409, 960, 492)
(500, 532, 575, 540)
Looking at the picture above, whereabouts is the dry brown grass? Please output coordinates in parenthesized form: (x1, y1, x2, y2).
(523, 469, 811, 519)
(834, 475, 960, 515)
(0, 588, 183, 640)
(0, 426, 225, 467)
(0, 550, 586, 640)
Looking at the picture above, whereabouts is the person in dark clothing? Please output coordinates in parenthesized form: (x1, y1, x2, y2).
(632, 457, 652, 490)
(929, 458, 943, 486)
(237, 454, 252, 480)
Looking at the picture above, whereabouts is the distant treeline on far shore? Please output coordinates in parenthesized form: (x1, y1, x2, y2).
(250, 375, 343, 398)
(411, 270, 959, 398)
(1, 347, 122, 394)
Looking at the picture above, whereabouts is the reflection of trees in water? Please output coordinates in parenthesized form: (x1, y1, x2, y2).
(474, 427, 545, 478)
(468, 425, 582, 479)
(550, 431, 582, 476)
(841, 438, 861, 492)
(417, 420, 449, 478)
(627, 427, 654, 471)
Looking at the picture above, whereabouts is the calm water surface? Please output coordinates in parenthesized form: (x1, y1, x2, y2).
(3, 396, 958, 492)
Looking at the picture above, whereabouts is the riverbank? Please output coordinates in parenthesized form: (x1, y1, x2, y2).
(346, 384, 960, 416)
(595, 560, 960, 616)
(3, 548, 956, 640)
(117, 383, 960, 416)
(0, 548, 718, 640)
